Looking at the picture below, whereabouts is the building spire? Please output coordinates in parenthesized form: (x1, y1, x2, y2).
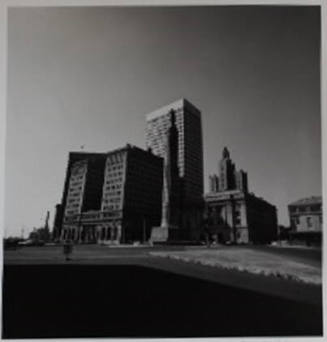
(222, 147, 230, 159)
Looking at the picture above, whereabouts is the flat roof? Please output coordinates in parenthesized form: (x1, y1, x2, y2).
(289, 196, 322, 206)
(146, 98, 201, 121)
(204, 190, 276, 207)
(70, 144, 160, 160)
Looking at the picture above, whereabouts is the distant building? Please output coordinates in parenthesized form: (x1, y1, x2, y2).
(204, 148, 277, 244)
(28, 211, 51, 243)
(209, 174, 219, 193)
(59, 144, 163, 244)
(146, 98, 204, 240)
(209, 147, 248, 193)
(52, 204, 63, 241)
(288, 196, 322, 245)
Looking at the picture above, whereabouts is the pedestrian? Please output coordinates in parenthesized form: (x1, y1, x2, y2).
(203, 218, 211, 248)
(63, 239, 74, 261)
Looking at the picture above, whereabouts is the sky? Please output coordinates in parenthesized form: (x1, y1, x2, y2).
(5, 5, 321, 237)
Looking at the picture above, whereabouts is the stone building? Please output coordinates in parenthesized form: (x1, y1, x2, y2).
(204, 148, 277, 244)
(52, 151, 105, 240)
(59, 144, 163, 244)
(209, 147, 248, 193)
(288, 196, 322, 244)
(146, 98, 204, 240)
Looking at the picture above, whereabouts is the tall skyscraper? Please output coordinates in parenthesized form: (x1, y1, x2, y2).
(146, 98, 204, 239)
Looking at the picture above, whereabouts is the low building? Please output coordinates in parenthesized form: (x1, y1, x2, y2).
(205, 190, 277, 244)
(204, 148, 278, 244)
(60, 144, 163, 244)
(288, 196, 322, 245)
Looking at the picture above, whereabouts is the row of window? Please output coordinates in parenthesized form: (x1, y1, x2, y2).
(66, 203, 80, 208)
(105, 184, 122, 190)
(103, 204, 120, 211)
(71, 166, 86, 173)
(65, 210, 78, 216)
(293, 216, 323, 226)
(104, 190, 122, 196)
(67, 192, 81, 198)
(106, 177, 123, 184)
(70, 175, 84, 181)
(106, 164, 123, 172)
(106, 171, 123, 178)
(69, 185, 82, 192)
(290, 205, 322, 213)
(103, 197, 121, 204)
(68, 198, 80, 204)
(106, 154, 124, 165)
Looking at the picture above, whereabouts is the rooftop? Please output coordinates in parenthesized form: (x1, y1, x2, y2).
(204, 190, 276, 207)
(146, 98, 201, 121)
(289, 196, 322, 206)
(70, 144, 157, 160)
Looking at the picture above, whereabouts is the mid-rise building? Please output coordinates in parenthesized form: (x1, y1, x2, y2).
(59, 144, 163, 244)
(204, 148, 277, 244)
(145, 98, 204, 239)
(52, 151, 105, 240)
(288, 196, 322, 245)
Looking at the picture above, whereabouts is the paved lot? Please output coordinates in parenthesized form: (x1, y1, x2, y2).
(4, 243, 322, 264)
(2, 244, 323, 338)
(3, 244, 322, 306)
(3, 264, 323, 338)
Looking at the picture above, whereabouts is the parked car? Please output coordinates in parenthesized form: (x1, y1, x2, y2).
(18, 239, 45, 247)
(4, 238, 22, 250)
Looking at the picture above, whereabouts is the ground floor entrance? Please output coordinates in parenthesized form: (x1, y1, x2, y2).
(61, 222, 122, 244)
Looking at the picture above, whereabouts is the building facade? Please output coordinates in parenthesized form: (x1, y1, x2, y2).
(204, 148, 277, 244)
(52, 151, 105, 240)
(145, 98, 204, 239)
(209, 147, 248, 193)
(59, 144, 163, 244)
(288, 196, 322, 244)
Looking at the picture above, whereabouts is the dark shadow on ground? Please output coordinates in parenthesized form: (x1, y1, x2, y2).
(2, 265, 323, 338)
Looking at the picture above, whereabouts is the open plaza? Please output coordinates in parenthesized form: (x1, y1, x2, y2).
(3, 243, 322, 338)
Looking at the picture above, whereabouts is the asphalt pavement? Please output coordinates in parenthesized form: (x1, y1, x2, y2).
(2, 264, 323, 338)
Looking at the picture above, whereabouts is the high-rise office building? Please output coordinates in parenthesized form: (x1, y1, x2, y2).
(146, 98, 204, 239)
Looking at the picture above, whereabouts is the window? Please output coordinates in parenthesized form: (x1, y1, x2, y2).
(306, 217, 312, 228)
